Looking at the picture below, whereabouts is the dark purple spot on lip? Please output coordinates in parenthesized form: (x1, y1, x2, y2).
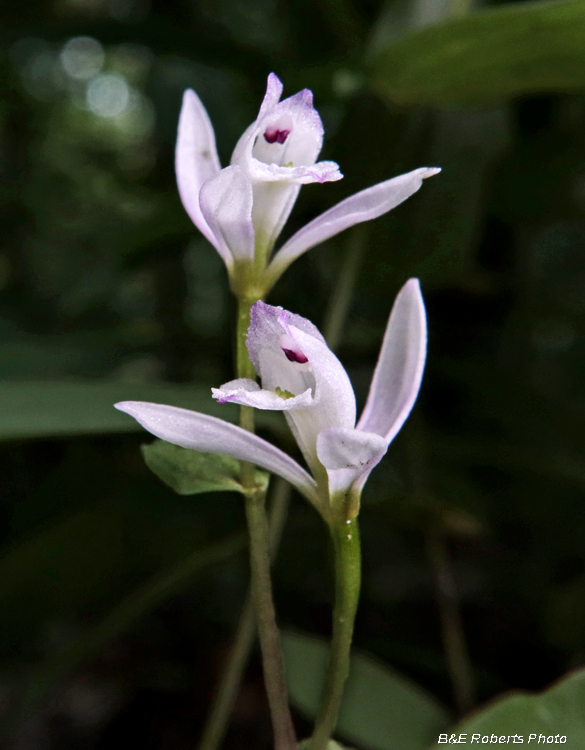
(282, 348, 308, 364)
(264, 128, 290, 144)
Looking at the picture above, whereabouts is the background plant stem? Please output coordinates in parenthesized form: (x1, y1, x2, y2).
(405, 417, 476, 715)
(426, 526, 476, 715)
(236, 295, 297, 750)
(197, 478, 291, 750)
(322, 225, 367, 351)
(310, 516, 361, 750)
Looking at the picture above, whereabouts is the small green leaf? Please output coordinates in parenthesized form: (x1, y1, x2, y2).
(370, 0, 585, 106)
(428, 668, 585, 748)
(283, 631, 450, 750)
(141, 440, 269, 496)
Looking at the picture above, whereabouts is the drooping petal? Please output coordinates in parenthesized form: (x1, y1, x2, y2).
(199, 166, 255, 267)
(175, 90, 222, 249)
(316, 427, 388, 495)
(212, 378, 313, 410)
(114, 401, 321, 507)
(356, 278, 427, 445)
(265, 167, 441, 288)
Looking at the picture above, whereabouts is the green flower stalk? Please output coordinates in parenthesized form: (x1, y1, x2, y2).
(116, 278, 428, 748)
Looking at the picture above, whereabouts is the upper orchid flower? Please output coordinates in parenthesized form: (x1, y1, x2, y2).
(176, 73, 440, 296)
(115, 279, 426, 521)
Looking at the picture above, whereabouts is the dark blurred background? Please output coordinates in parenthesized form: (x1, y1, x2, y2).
(1, 0, 585, 747)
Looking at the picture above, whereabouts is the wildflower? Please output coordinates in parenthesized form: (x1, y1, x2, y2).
(116, 279, 426, 520)
(176, 73, 439, 295)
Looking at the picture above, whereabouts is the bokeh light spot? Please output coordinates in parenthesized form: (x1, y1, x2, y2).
(60, 36, 104, 80)
(86, 73, 129, 117)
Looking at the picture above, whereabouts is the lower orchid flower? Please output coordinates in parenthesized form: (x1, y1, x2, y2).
(115, 278, 426, 522)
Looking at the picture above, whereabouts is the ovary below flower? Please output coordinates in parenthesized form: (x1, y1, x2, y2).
(176, 73, 440, 294)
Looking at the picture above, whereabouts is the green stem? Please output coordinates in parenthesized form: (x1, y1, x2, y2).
(197, 478, 292, 750)
(245, 488, 297, 750)
(237, 296, 256, 436)
(310, 516, 361, 750)
(236, 295, 297, 750)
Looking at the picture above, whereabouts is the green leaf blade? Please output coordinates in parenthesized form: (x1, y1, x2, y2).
(428, 669, 585, 747)
(370, 0, 585, 106)
(142, 439, 269, 496)
(283, 632, 450, 750)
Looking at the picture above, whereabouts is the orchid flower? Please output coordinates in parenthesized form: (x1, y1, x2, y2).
(176, 72, 440, 296)
(115, 278, 426, 521)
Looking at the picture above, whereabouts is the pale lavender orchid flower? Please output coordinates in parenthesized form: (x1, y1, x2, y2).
(176, 73, 440, 294)
(115, 279, 426, 520)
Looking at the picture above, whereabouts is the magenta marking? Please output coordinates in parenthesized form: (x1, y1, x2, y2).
(264, 128, 290, 144)
(282, 348, 308, 364)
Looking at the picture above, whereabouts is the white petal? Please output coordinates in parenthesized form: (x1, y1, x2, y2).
(316, 427, 388, 495)
(280, 323, 356, 475)
(175, 89, 222, 249)
(115, 401, 320, 507)
(258, 72, 284, 119)
(212, 379, 313, 410)
(243, 301, 356, 476)
(356, 278, 427, 444)
(231, 82, 342, 256)
(246, 300, 325, 375)
(266, 167, 441, 287)
(290, 325, 355, 428)
(199, 166, 255, 266)
(249, 160, 342, 184)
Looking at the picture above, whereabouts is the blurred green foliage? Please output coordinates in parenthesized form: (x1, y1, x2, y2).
(1, 0, 585, 746)
(428, 667, 585, 746)
(283, 632, 450, 750)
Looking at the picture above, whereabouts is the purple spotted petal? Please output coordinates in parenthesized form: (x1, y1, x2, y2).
(230, 76, 343, 255)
